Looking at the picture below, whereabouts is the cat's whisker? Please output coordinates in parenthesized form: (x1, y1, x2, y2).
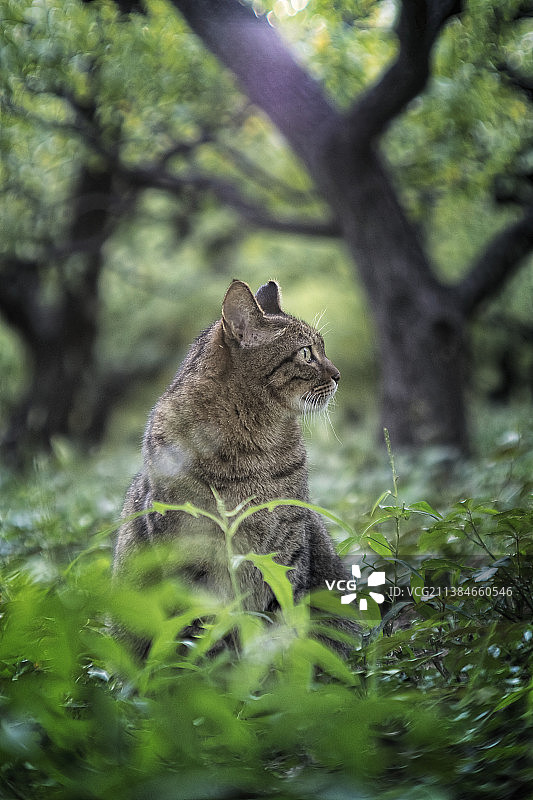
(297, 384, 342, 442)
(315, 312, 332, 338)
(312, 308, 327, 330)
(324, 402, 342, 445)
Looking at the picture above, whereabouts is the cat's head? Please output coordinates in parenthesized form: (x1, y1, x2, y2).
(221, 279, 340, 414)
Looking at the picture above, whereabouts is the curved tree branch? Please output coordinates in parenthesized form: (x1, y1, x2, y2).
(216, 141, 320, 205)
(118, 162, 340, 237)
(457, 211, 533, 315)
(347, 0, 463, 144)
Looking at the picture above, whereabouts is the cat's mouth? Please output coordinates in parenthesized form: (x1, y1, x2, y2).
(299, 380, 337, 413)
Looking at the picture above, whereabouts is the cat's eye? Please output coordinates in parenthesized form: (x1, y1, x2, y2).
(299, 347, 313, 363)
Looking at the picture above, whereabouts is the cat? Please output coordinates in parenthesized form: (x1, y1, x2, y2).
(114, 279, 358, 656)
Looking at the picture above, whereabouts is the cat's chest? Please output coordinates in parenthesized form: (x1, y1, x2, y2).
(148, 417, 309, 508)
(199, 448, 309, 504)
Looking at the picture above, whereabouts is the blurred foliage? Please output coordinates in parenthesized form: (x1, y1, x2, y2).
(1, 410, 532, 798)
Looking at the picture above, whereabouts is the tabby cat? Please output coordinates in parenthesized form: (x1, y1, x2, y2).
(114, 280, 356, 654)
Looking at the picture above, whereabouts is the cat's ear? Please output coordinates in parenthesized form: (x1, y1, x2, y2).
(222, 280, 266, 346)
(255, 281, 283, 315)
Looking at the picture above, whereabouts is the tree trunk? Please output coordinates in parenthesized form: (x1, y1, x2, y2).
(1, 296, 98, 465)
(1, 164, 113, 465)
(317, 139, 469, 450)
(376, 291, 468, 451)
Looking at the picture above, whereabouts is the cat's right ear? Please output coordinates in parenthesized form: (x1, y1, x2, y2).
(255, 281, 283, 315)
(222, 280, 266, 346)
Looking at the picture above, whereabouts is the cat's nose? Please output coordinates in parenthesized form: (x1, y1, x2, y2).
(325, 359, 340, 384)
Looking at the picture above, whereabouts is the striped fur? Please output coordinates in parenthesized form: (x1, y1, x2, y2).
(114, 280, 356, 655)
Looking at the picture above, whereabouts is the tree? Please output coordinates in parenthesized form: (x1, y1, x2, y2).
(0, 4, 140, 461)
(1, 0, 531, 462)
(166, 0, 533, 452)
(1, 0, 344, 464)
(116, 0, 532, 453)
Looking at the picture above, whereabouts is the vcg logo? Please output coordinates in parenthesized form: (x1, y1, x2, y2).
(325, 565, 386, 611)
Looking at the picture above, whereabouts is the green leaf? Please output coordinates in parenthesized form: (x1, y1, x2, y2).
(361, 513, 396, 536)
(288, 637, 357, 686)
(149, 501, 222, 528)
(408, 501, 443, 520)
(366, 530, 394, 556)
(371, 490, 392, 516)
(410, 571, 425, 604)
(241, 552, 294, 614)
(151, 500, 199, 518)
(381, 505, 411, 520)
(493, 682, 532, 712)
(336, 536, 359, 556)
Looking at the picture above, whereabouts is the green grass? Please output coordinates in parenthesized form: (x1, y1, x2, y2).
(1, 409, 532, 799)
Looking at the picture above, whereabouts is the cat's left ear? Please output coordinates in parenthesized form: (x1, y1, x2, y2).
(222, 280, 267, 346)
(255, 281, 283, 315)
